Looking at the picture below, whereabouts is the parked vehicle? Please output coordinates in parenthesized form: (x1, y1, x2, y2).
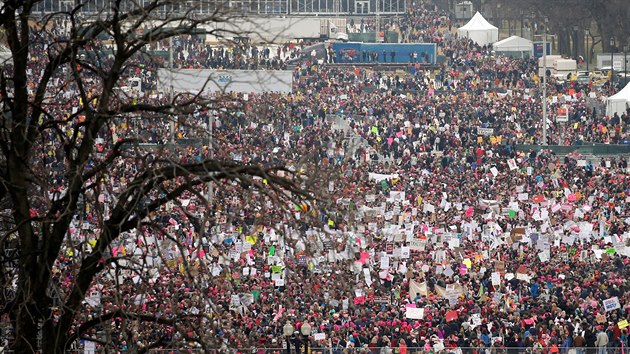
(576, 71, 590, 84)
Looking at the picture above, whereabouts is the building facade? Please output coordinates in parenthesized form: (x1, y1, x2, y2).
(31, 0, 405, 16)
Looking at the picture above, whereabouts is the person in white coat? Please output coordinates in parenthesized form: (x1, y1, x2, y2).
(595, 327, 609, 354)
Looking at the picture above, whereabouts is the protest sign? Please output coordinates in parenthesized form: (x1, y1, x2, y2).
(313, 333, 326, 341)
(603, 297, 621, 312)
(445, 310, 458, 322)
(477, 127, 494, 136)
(405, 306, 425, 319)
(409, 279, 428, 297)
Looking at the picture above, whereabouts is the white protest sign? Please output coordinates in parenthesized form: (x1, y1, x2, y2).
(477, 127, 494, 136)
(507, 159, 518, 171)
(410, 240, 426, 251)
(603, 297, 621, 312)
(230, 294, 241, 306)
(471, 313, 482, 327)
(380, 256, 390, 269)
(443, 267, 454, 277)
(491, 272, 501, 286)
(85, 290, 101, 307)
(405, 306, 425, 319)
(538, 251, 550, 262)
(314, 333, 326, 341)
(84, 341, 96, 354)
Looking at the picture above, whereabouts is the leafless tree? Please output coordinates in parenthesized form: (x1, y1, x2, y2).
(0, 0, 325, 352)
(487, 0, 630, 57)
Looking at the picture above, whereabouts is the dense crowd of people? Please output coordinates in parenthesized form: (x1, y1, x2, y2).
(1, 4, 630, 353)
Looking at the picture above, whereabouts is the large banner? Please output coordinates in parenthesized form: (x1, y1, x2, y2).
(157, 69, 293, 94)
(332, 43, 437, 64)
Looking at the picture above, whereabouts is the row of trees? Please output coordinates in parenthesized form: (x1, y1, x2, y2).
(464, 0, 630, 59)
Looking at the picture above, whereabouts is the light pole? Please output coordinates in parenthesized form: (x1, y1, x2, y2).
(283, 321, 294, 354)
(207, 114, 214, 206)
(300, 322, 311, 354)
(542, 32, 548, 145)
(624, 45, 628, 81)
(585, 29, 589, 72)
(610, 37, 615, 92)
(375, 0, 380, 40)
(573, 25, 579, 61)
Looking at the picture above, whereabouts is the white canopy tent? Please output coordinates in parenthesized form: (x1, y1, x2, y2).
(493, 35, 532, 58)
(606, 82, 630, 117)
(457, 12, 498, 46)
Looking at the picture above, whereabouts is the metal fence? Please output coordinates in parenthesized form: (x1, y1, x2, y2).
(515, 143, 630, 155)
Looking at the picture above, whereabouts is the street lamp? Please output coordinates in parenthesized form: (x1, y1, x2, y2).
(300, 322, 312, 336)
(283, 321, 294, 354)
(283, 321, 295, 337)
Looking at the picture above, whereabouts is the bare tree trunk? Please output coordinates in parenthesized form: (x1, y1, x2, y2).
(12, 304, 39, 353)
(575, 29, 585, 61)
(556, 30, 569, 56)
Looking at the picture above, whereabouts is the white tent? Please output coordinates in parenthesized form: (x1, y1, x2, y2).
(457, 12, 498, 46)
(493, 36, 532, 58)
(606, 82, 630, 117)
